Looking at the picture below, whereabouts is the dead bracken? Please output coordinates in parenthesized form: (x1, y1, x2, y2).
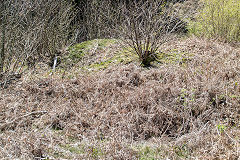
(0, 37, 239, 159)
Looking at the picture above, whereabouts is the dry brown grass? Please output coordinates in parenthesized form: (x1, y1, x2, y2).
(0, 37, 239, 159)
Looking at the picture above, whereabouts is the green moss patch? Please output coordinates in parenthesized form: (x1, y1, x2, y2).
(61, 39, 117, 68)
(82, 49, 138, 72)
(154, 49, 193, 66)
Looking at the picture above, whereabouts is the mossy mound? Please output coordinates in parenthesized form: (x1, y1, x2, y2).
(62, 39, 116, 68)
(61, 39, 138, 73)
(60, 38, 193, 76)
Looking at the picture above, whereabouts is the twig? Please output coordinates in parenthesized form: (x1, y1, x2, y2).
(0, 111, 47, 131)
(0, 73, 22, 88)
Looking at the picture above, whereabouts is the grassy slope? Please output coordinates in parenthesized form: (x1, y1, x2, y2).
(0, 37, 240, 159)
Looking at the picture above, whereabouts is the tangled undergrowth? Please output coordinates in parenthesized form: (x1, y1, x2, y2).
(0, 37, 239, 159)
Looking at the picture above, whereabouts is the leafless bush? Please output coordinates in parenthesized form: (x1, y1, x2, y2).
(0, 0, 77, 87)
(74, 0, 192, 66)
(117, 0, 190, 66)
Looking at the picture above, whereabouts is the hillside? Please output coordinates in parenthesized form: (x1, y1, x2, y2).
(0, 36, 239, 159)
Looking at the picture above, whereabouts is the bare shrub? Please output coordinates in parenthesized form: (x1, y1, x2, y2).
(116, 0, 190, 66)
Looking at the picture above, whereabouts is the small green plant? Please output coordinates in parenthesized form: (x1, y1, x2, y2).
(133, 145, 163, 160)
(89, 146, 104, 159)
(217, 124, 227, 133)
(189, 0, 240, 42)
(180, 88, 188, 107)
(229, 94, 240, 100)
(179, 88, 196, 107)
(174, 144, 190, 158)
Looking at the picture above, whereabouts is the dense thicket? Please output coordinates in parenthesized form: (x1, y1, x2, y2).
(72, 0, 188, 41)
(0, 0, 190, 85)
(0, 1, 76, 75)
